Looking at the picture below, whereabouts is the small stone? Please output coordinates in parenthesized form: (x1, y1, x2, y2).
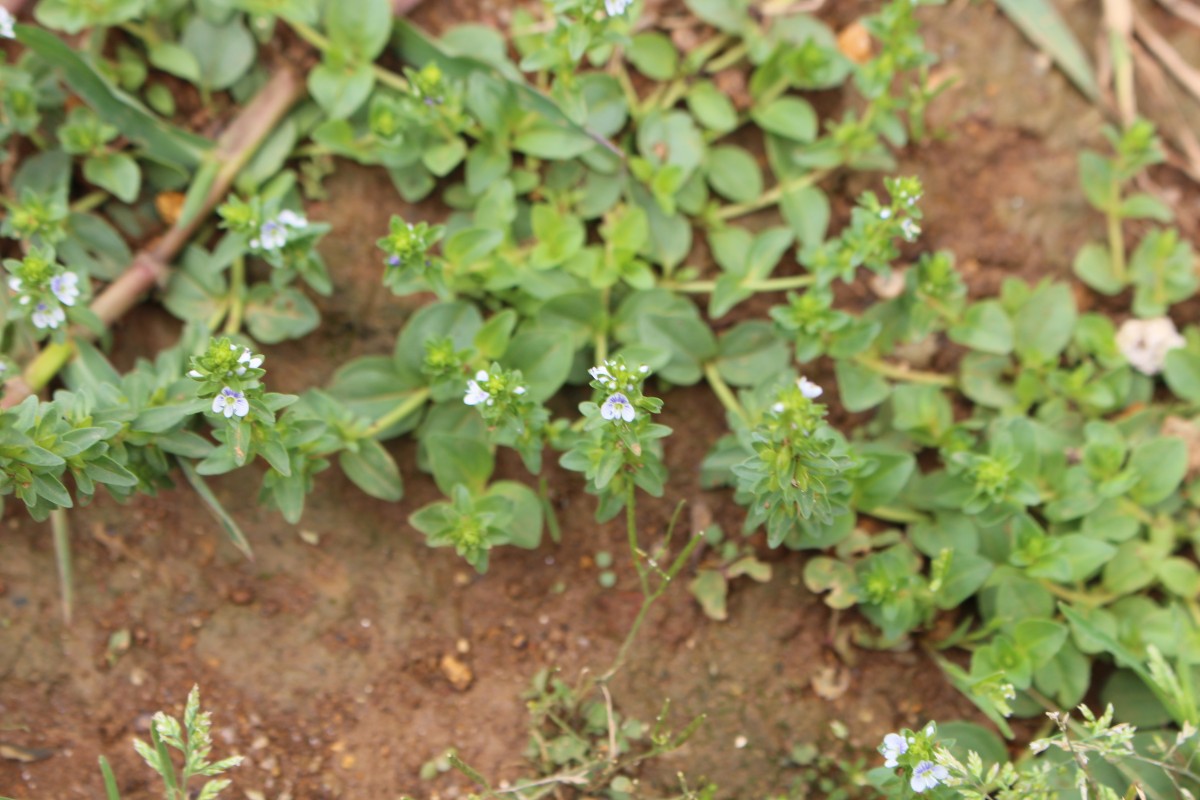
(837, 21, 872, 64)
(455, 638, 470, 654)
(439, 654, 474, 691)
(299, 530, 320, 546)
(510, 634, 528, 650)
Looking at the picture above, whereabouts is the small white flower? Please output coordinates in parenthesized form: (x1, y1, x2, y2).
(0, 8, 14, 39)
(475, 369, 489, 382)
(187, 369, 203, 379)
(910, 760, 948, 793)
(600, 392, 635, 422)
(256, 219, 288, 251)
(771, 401, 785, 414)
(1117, 316, 1186, 376)
(236, 347, 264, 375)
(879, 208, 893, 219)
(797, 376, 823, 399)
(900, 218, 920, 242)
(638, 364, 649, 373)
(50, 271, 80, 306)
(881, 733, 908, 768)
(7, 276, 22, 292)
(31, 302, 64, 330)
(213, 387, 250, 418)
(589, 364, 614, 384)
(514, 386, 526, 395)
(464, 380, 490, 406)
(604, 0, 633, 15)
(276, 209, 308, 229)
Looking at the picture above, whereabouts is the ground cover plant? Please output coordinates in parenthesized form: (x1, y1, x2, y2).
(2, 0, 1200, 797)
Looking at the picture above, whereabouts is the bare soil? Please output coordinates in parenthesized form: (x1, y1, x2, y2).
(0, 1, 1181, 798)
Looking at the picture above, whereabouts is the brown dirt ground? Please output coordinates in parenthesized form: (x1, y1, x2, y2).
(2, 1, 1191, 798)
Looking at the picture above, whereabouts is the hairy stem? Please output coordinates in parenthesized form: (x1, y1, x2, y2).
(854, 354, 956, 387)
(703, 361, 748, 422)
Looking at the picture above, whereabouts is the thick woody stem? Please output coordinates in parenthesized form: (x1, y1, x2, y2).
(1, 67, 305, 409)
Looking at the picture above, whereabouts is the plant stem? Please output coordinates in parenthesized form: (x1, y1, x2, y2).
(51, 508, 73, 625)
(594, 286, 610, 366)
(667, 273, 816, 294)
(854, 354, 956, 387)
(362, 387, 431, 438)
(69, 190, 108, 214)
(288, 20, 411, 93)
(715, 168, 829, 221)
(865, 505, 930, 524)
(1, 67, 306, 408)
(703, 361, 748, 422)
(626, 482, 649, 597)
(1107, 189, 1127, 284)
(223, 256, 246, 334)
(705, 41, 747, 73)
(1040, 581, 1119, 608)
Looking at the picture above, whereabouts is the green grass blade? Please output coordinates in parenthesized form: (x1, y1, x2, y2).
(995, 0, 1099, 101)
(16, 26, 211, 169)
(177, 458, 254, 560)
(99, 756, 122, 800)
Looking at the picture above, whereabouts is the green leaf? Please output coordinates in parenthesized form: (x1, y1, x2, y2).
(686, 80, 737, 134)
(1165, 348, 1200, 403)
(444, 226, 504, 265)
(512, 124, 596, 160)
(714, 321, 789, 387)
(487, 481, 543, 549)
(1128, 437, 1186, 505)
(750, 97, 817, 142)
(1034, 640, 1090, 708)
(948, 301, 1014, 355)
(325, 0, 392, 61)
(1012, 618, 1067, 668)
(834, 359, 890, 412)
(803, 557, 858, 610)
(628, 32, 678, 80)
(1120, 193, 1173, 221)
(1072, 241, 1123, 294)
(423, 433, 493, 496)
(339, 439, 404, 501)
(779, 184, 829, 250)
(705, 145, 763, 204)
(17, 27, 210, 169)
(147, 41, 201, 83)
(1012, 282, 1076, 365)
(502, 326, 575, 403)
(178, 458, 253, 559)
(308, 61, 375, 120)
(83, 153, 141, 203)
(181, 16, 257, 91)
(244, 285, 320, 344)
(394, 301, 483, 383)
(994, 0, 1098, 100)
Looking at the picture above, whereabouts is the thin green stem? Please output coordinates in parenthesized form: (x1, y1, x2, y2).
(223, 255, 245, 335)
(602, 592, 654, 683)
(289, 20, 410, 93)
(865, 505, 930, 524)
(1040, 581, 1119, 608)
(594, 286, 610, 366)
(705, 41, 747, 73)
(70, 190, 108, 214)
(854, 354, 956, 387)
(1106, 189, 1127, 284)
(703, 361, 748, 422)
(715, 168, 830, 221)
(362, 387, 431, 439)
(666, 273, 817, 294)
(626, 482, 649, 597)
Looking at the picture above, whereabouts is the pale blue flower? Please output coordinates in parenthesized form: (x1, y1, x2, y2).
(50, 271, 80, 306)
(798, 377, 823, 399)
(910, 760, 948, 793)
(589, 363, 617, 389)
(901, 219, 921, 242)
(31, 302, 64, 330)
(251, 220, 287, 251)
(601, 392, 635, 422)
(276, 209, 308, 229)
(213, 387, 250, 418)
(880, 733, 907, 768)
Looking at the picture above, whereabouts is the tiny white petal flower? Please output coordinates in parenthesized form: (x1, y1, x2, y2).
(276, 209, 308, 229)
(475, 370, 489, 382)
(31, 302, 64, 330)
(1117, 316, 1186, 375)
(213, 387, 250, 418)
(187, 369, 203, 379)
(249, 238, 260, 249)
(900, 219, 921, 242)
(50, 272, 80, 306)
(604, 0, 633, 15)
(797, 376, 823, 399)
(600, 392, 636, 422)
(881, 733, 908, 768)
(879, 208, 893, 219)
(514, 386, 526, 395)
(589, 365, 614, 383)
(0, 8, 14, 39)
(464, 380, 490, 406)
(256, 220, 288, 251)
(638, 364, 649, 373)
(7, 276, 22, 292)
(235, 347, 264, 375)
(771, 401, 785, 414)
(18, 295, 29, 305)
(910, 761, 948, 793)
